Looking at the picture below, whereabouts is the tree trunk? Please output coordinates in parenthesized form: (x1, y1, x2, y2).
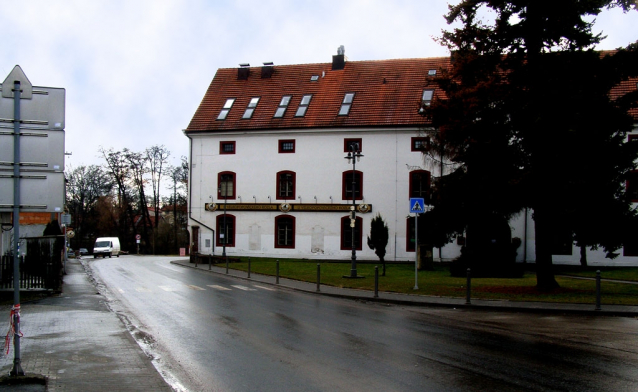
(580, 244, 588, 267)
(533, 207, 560, 290)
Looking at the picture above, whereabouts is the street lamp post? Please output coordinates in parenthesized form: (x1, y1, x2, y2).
(344, 143, 363, 278)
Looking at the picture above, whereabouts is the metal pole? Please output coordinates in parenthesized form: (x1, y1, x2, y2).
(316, 264, 320, 292)
(595, 270, 601, 311)
(374, 266, 379, 298)
(466, 268, 472, 305)
(247, 257, 251, 278)
(350, 149, 357, 278)
(414, 213, 418, 290)
(208, 254, 211, 271)
(276, 259, 279, 284)
(11, 81, 24, 376)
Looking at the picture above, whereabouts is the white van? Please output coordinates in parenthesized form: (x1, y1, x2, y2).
(93, 237, 121, 258)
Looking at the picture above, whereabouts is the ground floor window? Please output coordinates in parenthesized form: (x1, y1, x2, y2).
(216, 214, 235, 247)
(275, 215, 295, 248)
(406, 217, 416, 252)
(341, 215, 362, 251)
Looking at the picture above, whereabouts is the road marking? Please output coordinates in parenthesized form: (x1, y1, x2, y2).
(231, 285, 257, 291)
(135, 287, 152, 293)
(158, 265, 184, 273)
(253, 285, 275, 291)
(159, 285, 176, 292)
(207, 285, 231, 291)
(187, 285, 206, 291)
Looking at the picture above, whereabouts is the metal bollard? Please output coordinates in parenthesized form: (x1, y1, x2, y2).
(316, 264, 321, 292)
(208, 255, 212, 271)
(466, 268, 471, 305)
(595, 270, 601, 311)
(225, 256, 229, 274)
(374, 266, 379, 298)
(248, 257, 251, 278)
(276, 259, 280, 284)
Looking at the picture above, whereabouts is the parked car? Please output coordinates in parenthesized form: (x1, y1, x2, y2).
(79, 248, 89, 256)
(66, 249, 75, 258)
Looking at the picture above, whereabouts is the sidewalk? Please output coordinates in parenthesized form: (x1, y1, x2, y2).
(0, 259, 172, 392)
(172, 259, 638, 317)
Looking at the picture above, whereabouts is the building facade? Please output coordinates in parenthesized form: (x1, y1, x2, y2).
(184, 50, 638, 266)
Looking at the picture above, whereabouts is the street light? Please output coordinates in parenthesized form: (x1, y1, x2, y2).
(344, 143, 363, 278)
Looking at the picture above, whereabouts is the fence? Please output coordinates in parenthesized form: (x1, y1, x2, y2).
(0, 236, 64, 291)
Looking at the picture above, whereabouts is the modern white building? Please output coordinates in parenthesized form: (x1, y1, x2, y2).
(184, 50, 638, 266)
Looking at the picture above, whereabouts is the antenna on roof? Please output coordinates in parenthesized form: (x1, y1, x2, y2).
(337, 45, 345, 55)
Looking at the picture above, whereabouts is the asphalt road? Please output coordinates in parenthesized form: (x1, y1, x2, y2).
(87, 255, 638, 392)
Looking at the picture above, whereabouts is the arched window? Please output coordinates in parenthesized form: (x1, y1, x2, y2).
(216, 214, 235, 247)
(275, 215, 295, 248)
(218, 171, 236, 200)
(341, 215, 363, 251)
(342, 170, 363, 201)
(276, 171, 296, 200)
(409, 170, 430, 199)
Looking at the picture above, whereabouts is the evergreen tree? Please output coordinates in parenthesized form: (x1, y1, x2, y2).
(367, 213, 389, 276)
(427, 1, 638, 289)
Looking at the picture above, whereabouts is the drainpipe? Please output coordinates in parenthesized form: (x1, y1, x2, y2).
(184, 131, 215, 253)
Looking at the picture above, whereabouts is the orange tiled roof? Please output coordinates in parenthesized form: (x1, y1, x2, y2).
(185, 54, 636, 133)
(185, 57, 450, 132)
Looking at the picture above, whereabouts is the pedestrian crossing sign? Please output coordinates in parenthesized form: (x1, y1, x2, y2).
(409, 198, 425, 214)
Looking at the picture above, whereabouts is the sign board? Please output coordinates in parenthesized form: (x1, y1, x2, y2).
(61, 213, 71, 225)
(180, 248, 186, 257)
(135, 234, 141, 240)
(0, 130, 65, 171)
(0, 85, 66, 130)
(409, 198, 426, 214)
(0, 171, 65, 212)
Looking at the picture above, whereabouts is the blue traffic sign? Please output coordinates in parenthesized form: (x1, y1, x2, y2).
(409, 198, 425, 214)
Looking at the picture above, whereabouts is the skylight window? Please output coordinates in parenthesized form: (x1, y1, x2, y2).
(310, 75, 319, 81)
(217, 98, 235, 120)
(422, 90, 434, 106)
(428, 69, 437, 76)
(339, 93, 355, 115)
(274, 95, 292, 118)
(295, 95, 312, 117)
(242, 97, 260, 119)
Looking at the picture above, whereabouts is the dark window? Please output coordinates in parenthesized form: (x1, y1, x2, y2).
(279, 139, 295, 153)
(339, 93, 355, 115)
(623, 225, 638, 256)
(242, 97, 260, 119)
(216, 214, 235, 247)
(295, 94, 312, 117)
(217, 98, 235, 120)
(344, 138, 362, 153)
(277, 171, 296, 200)
(407, 217, 416, 252)
(342, 170, 363, 201)
(411, 137, 430, 152)
(218, 172, 236, 200)
(220, 141, 235, 155)
(627, 170, 638, 202)
(274, 96, 292, 118)
(409, 170, 430, 199)
(275, 215, 295, 248)
(341, 215, 363, 251)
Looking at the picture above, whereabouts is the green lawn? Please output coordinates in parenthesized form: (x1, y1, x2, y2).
(209, 257, 638, 306)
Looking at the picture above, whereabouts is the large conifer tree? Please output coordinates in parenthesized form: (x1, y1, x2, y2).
(427, 1, 638, 289)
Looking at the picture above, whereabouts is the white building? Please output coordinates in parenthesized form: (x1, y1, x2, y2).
(184, 50, 638, 266)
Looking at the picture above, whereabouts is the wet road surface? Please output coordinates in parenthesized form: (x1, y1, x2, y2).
(88, 256, 638, 391)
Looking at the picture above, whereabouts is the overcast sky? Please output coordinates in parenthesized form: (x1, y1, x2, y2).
(2, 1, 637, 171)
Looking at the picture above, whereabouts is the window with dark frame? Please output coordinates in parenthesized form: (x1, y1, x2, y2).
(242, 97, 260, 119)
(217, 98, 235, 120)
(220, 141, 236, 154)
(275, 215, 295, 248)
(342, 170, 363, 201)
(411, 137, 430, 152)
(279, 139, 295, 153)
(339, 92, 355, 115)
(295, 95, 312, 117)
(627, 170, 638, 202)
(277, 171, 296, 200)
(218, 172, 236, 199)
(406, 217, 416, 252)
(422, 89, 434, 106)
(344, 138, 362, 153)
(274, 95, 292, 118)
(341, 216, 362, 250)
(216, 214, 235, 247)
(409, 170, 430, 199)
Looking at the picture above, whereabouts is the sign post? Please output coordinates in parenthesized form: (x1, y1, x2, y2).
(136, 234, 141, 255)
(409, 198, 425, 290)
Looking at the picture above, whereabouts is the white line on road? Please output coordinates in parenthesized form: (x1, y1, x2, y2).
(253, 285, 275, 291)
(159, 286, 176, 292)
(187, 285, 206, 291)
(135, 287, 152, 292)
(207, 285, 231, 291)
(158, 265, 184, 273)
(231, 285, 257, 291)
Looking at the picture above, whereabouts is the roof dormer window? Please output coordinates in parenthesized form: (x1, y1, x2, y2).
(242, 97, 260, 119)
(422, 89, 434, 107)
(274, 95, 292, 118)
(295, 94, 312, 117)
(339, 93, 355, 115)
(217, 98, 235, 120)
